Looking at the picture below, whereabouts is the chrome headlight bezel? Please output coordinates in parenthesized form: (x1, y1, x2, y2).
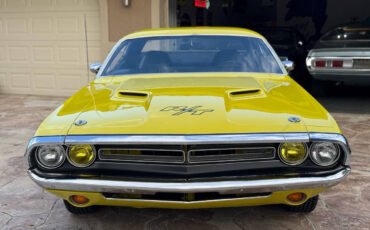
(309, 142, 340, 167)
(278, 142, 308, 166)
(35, 145, 66, 169)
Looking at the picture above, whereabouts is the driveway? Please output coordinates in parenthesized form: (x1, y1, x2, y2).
(0, 92, 369, 230)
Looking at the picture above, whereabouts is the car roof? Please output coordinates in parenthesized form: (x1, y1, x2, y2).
(327, 23, 370, 32)
(122, 27, 263, 40)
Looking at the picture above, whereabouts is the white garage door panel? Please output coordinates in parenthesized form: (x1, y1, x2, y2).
(0, 0, 102, 96)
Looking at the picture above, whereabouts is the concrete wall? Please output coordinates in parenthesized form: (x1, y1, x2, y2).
(98, 0, 169, 57)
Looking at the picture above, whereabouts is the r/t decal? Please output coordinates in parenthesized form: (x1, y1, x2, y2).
(160, 106, 214, 116)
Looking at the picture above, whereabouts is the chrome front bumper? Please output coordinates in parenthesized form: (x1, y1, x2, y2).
(28, 168, 350, 195)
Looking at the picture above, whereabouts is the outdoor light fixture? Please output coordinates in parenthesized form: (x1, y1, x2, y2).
(122, 0, 130, 7)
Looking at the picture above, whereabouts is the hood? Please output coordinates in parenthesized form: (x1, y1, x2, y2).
(38, 73, 337, 136)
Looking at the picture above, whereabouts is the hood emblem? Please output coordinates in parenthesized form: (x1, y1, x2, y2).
(75, 120, 87, 126)
(161, 106, 214, 116)
(288, 117, 301, 123)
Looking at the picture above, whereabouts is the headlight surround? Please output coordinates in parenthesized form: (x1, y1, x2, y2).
(278, 142, 308, 165)
(67, 144, 96, 167)
(36, 145, 66, 169)
(310, 142, 340, 166)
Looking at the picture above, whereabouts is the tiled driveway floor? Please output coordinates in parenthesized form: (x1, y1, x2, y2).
(0, 92, 369, 230)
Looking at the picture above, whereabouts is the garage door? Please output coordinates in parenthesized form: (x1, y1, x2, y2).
(0, 0, 102, 96)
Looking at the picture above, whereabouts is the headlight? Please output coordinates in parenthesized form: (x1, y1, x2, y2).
(278, 142, 308, 165)
(310, 142, 340, 166)
(67, 144, 96, 167)
(36, 145, 66, 169)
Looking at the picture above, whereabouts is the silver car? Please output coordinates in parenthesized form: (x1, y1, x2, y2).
(306, 26, 370, 85)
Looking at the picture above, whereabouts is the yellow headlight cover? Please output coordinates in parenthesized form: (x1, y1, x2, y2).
(68, 144, 96, 167)
(279, 142, 307, 165)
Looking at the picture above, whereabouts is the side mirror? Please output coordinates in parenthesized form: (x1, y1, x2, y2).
(282, 60, 295, 72)
(89, 63, 101, 74)
(279, 56, 289, 62)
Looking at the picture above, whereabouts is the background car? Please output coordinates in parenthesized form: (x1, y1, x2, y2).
(306, 24, 370, 94)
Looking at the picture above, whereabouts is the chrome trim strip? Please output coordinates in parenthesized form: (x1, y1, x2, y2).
(98, 148, 186, 164)
(309, 132, 348, 144)
(27, 135, 65, 149)
(187, 147, 276, 163)
(102, 194, 272, 204)
(28, 168, 350, 195)
(64, 133, 310, 145)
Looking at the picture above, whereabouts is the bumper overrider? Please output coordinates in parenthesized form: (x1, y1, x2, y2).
(25, 132, 351, 209)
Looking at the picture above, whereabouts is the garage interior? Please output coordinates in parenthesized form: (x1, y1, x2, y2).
(174, 0, 370, 43)
(172, 0, 370, 94)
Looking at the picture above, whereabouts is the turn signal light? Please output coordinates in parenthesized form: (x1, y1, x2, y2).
(70, 195, 89, 205)
(287, 192, 306, 203)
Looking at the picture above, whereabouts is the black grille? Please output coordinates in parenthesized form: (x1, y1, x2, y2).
(102, 192, 272, 202)
(188, 147, 275, 163)
(99, 147, 185, 163)
(97, 144, 276, 164)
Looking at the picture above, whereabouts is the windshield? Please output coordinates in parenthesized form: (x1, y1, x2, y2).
(321, 28, 370, 41)
(101, 35, 283, 76)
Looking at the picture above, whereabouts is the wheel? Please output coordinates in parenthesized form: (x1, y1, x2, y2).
(286, 195, 319, 213)
(63, 200, 99, 214)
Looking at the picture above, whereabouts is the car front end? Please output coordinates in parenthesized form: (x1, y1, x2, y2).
(25, 27, 350, 213)
(26, 132, 350, 210)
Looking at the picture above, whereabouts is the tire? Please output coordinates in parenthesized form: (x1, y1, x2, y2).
(286, 195, 319, 213)
(63, 200, 99, 214)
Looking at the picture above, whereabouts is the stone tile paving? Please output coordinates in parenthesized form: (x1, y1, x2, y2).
(0, 94, 369, 230)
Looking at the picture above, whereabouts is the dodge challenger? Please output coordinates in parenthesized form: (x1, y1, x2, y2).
(25, 27, 350, 214)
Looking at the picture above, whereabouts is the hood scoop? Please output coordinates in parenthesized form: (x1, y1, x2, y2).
(117, 90, 150, 98)
(225, 88, 266, 112)
(228, 88, 261, 96)
(226, 88, 264, 100)
(114, 90, 152, 110)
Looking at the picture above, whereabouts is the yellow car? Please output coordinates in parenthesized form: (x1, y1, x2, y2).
(25, 27, 350, 214)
